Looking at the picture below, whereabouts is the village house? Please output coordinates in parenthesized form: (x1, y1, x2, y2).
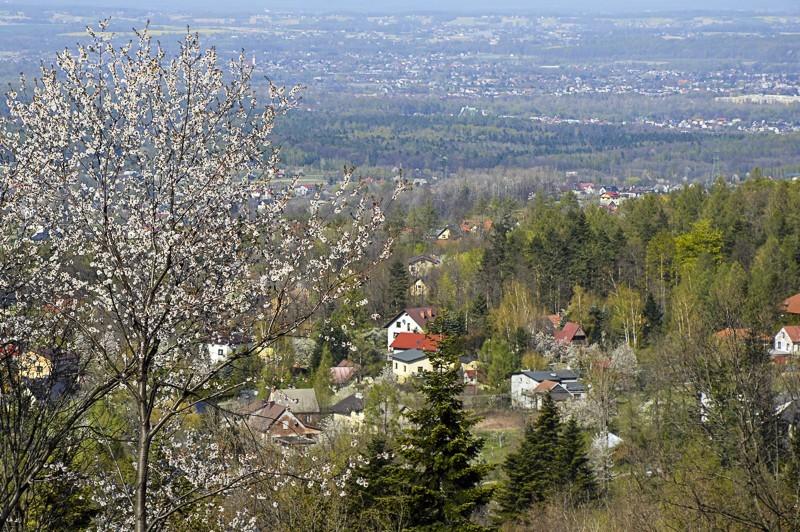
(294, 183, 317, 196)
(459, 355, 480, 387)
(385, 306, 439, 349)
(407, 254, 441, 277)
(330, 359, 360, 386)
(774, 326, 800, 356)
(432, 226, 453, 241)
(330, 393, 366, 427)
(554, 322, 587, 346)
(268, 388, 322, 426)
(410, 277, 429, 298)
(780, 292, 800, 315)
(511, 369, 587, 409)
(459, 219, 493, 235)
(237, 400, 321, 445)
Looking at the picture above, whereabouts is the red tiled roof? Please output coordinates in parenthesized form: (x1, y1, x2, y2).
(554, 322, 585, 345)
(782, 326, 800, 343)
(390, 332, 441, 351)
(781, 292, 800, 315)
(714, 327, 750, 339)
(330, 365, 358, 385)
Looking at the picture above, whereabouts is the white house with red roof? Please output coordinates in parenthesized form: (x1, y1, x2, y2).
(774, 326, 800, 356)
(385, 306, 438, 349)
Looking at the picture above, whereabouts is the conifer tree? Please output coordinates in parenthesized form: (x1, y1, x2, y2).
(388, 328, 494, 530)
(557, 417, 598, 503)
(496, 397, 598, 522)
(388, 259, 410, 311)
(496, 394, 561, 520)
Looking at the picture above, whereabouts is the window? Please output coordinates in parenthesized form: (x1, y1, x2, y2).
(217, 348, 224, 356)
(395, 321, 401, 328)
(282, 420, 288, 430)
(395, 362, 398, 369)
(417, 366, 423, 373)
(404, 365, 407, 373)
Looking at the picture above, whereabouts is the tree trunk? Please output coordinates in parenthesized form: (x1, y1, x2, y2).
(134, 371, 152, 532)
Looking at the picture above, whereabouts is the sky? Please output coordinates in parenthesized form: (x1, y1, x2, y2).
(20, 0, 800, 14)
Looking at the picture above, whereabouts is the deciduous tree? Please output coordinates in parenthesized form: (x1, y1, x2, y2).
(2, 24, 395, 530)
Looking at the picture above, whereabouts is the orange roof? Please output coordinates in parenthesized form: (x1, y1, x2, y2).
(781, 292, 800, 315)
(781, 326, 800, 343)
(390, 332, 441, 351)
(533, 380, 558, 392)
(546, 314, 562, 329)
(714, 327, 750, 339)
(460, 219, 493, 233)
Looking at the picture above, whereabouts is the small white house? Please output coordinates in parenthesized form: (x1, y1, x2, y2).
(384, 307, 438, 349)
(774, 326, 800, 355)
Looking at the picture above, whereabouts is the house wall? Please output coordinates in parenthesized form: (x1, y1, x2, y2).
(392, 356, 434, 383)
(332, 411, 365, 428)
(387, 312, 423, 348)
(208, 343, 232, 364)
(409, 260, 435, 277)
(510, 374, 538, 409)
(775, 329, 800, 354)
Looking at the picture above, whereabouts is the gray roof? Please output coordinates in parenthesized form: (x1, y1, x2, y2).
(519, 370, 580, 383)
(391, 348, 428, 364)
(331, 394, 365, 415)
(549, 384, 573, 402)
(563, 381, 588, 393)
(270, 388, 320, 414)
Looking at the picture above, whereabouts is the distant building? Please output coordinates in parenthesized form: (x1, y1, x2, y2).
(407, 254, 441, 277)
(554, 322, 587, 346)
(205, 332, 253, 364)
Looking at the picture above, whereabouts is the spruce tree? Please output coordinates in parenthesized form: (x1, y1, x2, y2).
(496, 399, 598, 522)
(346, 435, 399, 530)
(557, 417, 598, 504)
(495, 395, 562, 520)
(389, 329, 494, 530)
(388, 259, 410, 311)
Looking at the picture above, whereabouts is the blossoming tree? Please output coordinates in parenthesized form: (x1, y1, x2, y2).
(1, 23, 396, 530)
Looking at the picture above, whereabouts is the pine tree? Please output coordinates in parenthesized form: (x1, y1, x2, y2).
(496, 395, 562, 520)
(557, 417, 598, 504)
(313, 345, 334, 409)
(642, 291, 663, 345)
(388, 259, 410, 311)
(388, 329, 494, 530)
(496, 400, 598, 522)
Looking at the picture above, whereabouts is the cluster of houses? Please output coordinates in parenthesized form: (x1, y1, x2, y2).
(564, 182, 658, 211)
